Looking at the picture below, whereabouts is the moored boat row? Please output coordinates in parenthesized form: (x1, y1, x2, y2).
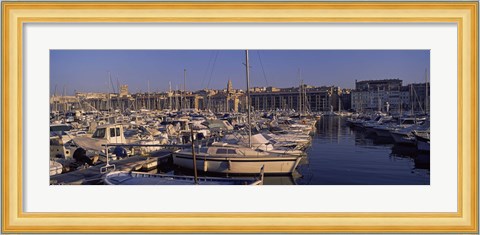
(346, 112, 430, 152)
(50, 50, 320, 184)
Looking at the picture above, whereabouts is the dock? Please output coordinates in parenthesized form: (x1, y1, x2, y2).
(50, 151, 172, 185)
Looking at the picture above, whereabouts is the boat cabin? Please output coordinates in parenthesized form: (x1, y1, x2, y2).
(92, 124, 126, 144)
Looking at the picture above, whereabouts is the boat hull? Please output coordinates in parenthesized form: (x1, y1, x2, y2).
(391, 132, 416, 145)
(416, 136, 430, 152)
(173, 152, 301, 175)
(373, 127, 393, 137)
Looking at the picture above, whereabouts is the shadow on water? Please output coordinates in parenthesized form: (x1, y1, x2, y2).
(295, 116, 429, 185)
(390, 145, 430, 170)
(414, 153, 430, 170)
(352, 127, 395, 147)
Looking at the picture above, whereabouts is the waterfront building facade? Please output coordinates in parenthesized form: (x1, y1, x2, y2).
(51, 79, 428, 115)
(205, 80, 244, 113)
(250, 86, 342, 112)
(351, 79, 430, 113)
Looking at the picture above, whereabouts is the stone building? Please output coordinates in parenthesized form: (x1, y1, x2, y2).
(249, 85, 341, 112)
(351, 79, 429, 113)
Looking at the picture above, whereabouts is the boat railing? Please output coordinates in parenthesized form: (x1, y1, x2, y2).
(100, 144, 116, 174)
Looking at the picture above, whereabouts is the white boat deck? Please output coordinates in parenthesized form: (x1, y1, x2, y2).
(50, 151, 171, 185)
(105, 172, 260, 185)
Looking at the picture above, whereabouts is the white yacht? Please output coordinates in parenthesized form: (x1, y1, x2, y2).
(173, 145, 301, 175)
(173, 50, 302, 175)
(390, 120, 430, 145)
(414, 131, 430, 152)
(373, 117, 425, 137)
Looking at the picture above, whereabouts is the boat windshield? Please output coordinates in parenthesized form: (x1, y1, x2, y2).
(215, 148, 237, 154)
(402, 119, 415, 125)
(92, 128, 106, 138)
(50, 125, 72, 132)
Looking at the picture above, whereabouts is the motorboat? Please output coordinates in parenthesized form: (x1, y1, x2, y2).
(372, 117, 426, 138)
(390, 120, 430, 145)
(414, 131, 430, 152)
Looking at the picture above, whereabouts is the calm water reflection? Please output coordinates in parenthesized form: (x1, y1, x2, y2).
(160, 116, 429, 185)
(295, 116, 429, 185)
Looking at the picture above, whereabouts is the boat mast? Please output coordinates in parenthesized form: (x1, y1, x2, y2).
(183, 69, 186, 110)
(169, 81, 172, 110)
(298, 69, 302, 114)
(190, 125, 198, 184)
(53, 84, 58, 115)
(376, 86, 380, 112)
(410, 84, 413, 115)
(117, 78, 122, 113)
(63, 85, 67, 112)
(339, 98, 341, 112)
(109, 72, 116, 111)
(175, 85, 179, 111)
(147, 80, 150, 110)
(245, 50, 252, 148)
(425, 68, 429, 115)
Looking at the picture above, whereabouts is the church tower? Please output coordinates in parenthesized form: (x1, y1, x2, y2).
(227, 79, 233, 93)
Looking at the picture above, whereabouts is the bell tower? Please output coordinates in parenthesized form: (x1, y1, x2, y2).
(227, 79, 233, 93)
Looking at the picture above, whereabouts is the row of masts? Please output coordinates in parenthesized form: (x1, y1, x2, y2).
(53, 52, 428, 118)
(189, 50, 252, 184)
(297, 69, 311, 115)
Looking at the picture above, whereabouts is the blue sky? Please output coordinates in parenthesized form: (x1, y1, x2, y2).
(50, 50, 429, 95)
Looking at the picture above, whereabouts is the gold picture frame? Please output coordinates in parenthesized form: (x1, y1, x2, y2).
(2, 1, 478, 233)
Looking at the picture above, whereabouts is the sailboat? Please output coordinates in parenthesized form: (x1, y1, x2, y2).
(172, 50, 302, 175)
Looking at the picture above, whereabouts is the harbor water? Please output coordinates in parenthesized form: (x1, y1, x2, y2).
(53, 115, 429, 185)
(165, 116, 430, 185)
(294, 116, 430, 185)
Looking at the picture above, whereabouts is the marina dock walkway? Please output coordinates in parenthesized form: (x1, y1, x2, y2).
(50, 151, 172, 185)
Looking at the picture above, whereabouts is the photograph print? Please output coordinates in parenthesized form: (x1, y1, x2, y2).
(49, 50, 430, 185)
